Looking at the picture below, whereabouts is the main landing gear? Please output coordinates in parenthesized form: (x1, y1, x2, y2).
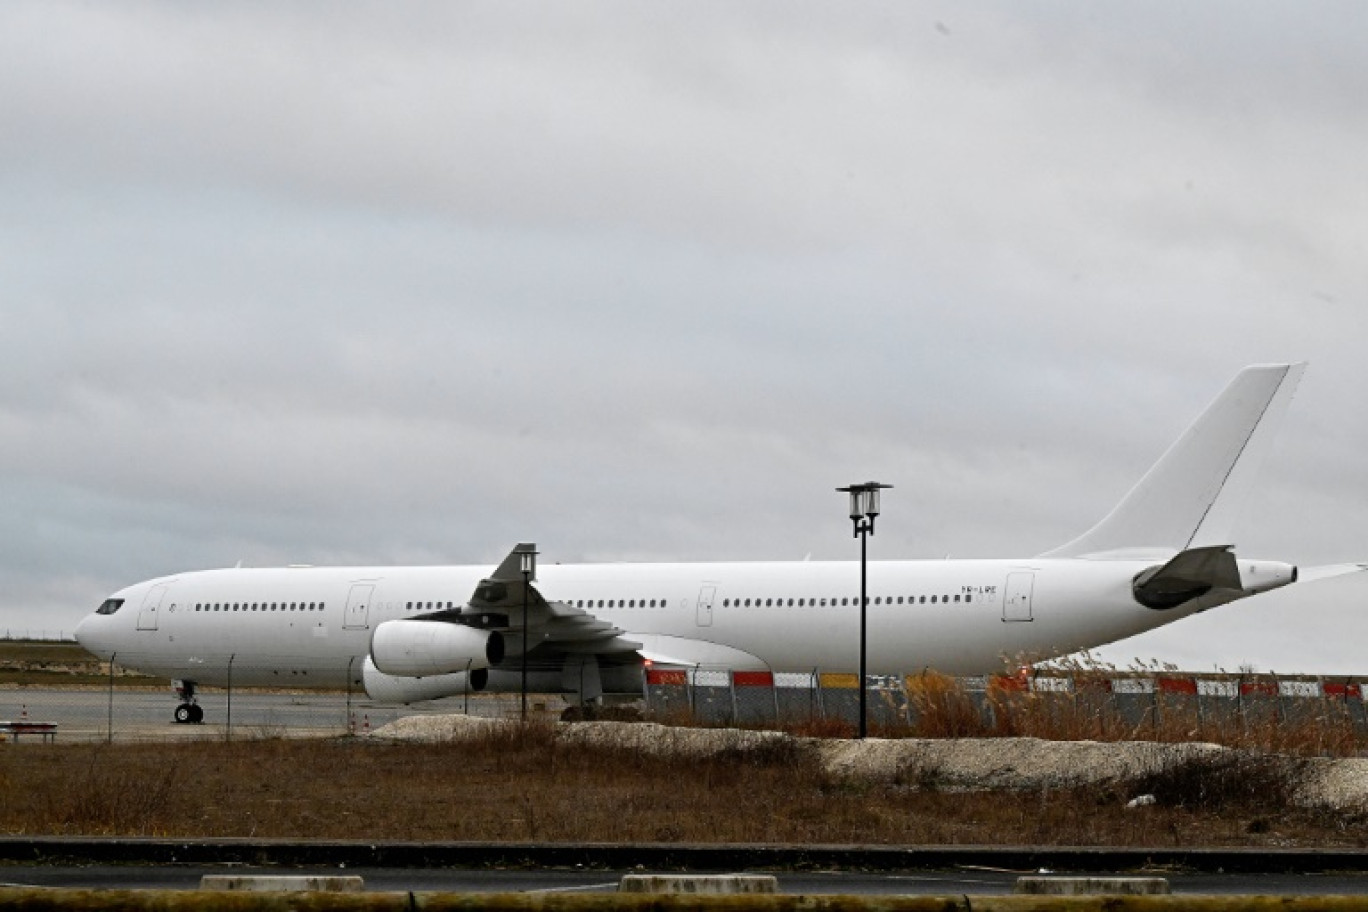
(172, 679, 204, 724)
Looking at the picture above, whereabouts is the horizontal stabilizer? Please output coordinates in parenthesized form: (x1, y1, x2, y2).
(1133, 545, 1241, 609)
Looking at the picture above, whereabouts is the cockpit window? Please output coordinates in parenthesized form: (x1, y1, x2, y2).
(95, 598, 125, 615)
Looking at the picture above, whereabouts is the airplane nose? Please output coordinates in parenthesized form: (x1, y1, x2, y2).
(74, 613, 105, 655)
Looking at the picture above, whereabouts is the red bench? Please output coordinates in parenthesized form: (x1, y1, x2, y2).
(0, 721, 58, 743)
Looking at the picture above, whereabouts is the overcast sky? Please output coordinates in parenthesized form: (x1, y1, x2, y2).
(3, 3, 1366, 671)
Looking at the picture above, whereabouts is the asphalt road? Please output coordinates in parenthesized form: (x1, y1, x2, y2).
(3, 865, 1368, 895)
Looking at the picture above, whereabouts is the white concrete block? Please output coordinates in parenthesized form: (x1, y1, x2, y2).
(200, 875, 365, 892)
(619, 874, 778, 894)
(1015, 876, 1170, 895)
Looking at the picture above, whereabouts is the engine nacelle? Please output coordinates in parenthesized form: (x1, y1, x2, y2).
(362, 655, 487, 704)
(369, 619, 504, 677)
(1239, 559, 1298, 595)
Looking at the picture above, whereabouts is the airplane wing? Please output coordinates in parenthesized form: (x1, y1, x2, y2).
(451, 543, 641, 656)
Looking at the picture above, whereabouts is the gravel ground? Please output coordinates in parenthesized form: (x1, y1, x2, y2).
(372, 715, 1368, 809)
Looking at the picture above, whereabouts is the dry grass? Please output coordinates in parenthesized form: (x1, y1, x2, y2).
(0, 640, 161, 688)
(827, 671, 1368, 757)
(1, 726, 1364, 847)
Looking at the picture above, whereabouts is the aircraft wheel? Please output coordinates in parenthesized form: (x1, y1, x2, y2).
(188, 704, 204, 724)
(174, 704, 192, 724)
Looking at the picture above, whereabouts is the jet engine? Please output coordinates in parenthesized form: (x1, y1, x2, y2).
(369, 619, 504, 677)
(361, 655, 487, 704)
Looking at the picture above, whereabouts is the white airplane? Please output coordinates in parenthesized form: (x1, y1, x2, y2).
(77, 363, 1335, 723)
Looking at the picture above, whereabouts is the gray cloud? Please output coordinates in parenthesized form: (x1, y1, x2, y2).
(2, 3, 1365, 670)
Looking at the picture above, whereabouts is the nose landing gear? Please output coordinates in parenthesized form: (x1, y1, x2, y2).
(172, 679, 204, 724)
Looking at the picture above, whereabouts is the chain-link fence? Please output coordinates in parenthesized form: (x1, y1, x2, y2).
(4, 652, 1367, 746)
(0, 652, 516, 743)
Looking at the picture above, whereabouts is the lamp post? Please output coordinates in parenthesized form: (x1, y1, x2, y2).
(836, 481, 891, 739)
(519, 546, 538, 722)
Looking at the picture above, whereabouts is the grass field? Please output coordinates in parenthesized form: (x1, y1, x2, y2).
(0, 640, 160, 688)
(2, 641, 1366, 846)
(0, 726, 1362, 846)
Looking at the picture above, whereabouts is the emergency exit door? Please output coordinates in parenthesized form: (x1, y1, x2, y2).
(343, 584, 374, 630)
(1003, 572, 1035, 622)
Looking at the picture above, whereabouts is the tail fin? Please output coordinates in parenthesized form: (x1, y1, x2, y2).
(1040, 363, 1305, 560)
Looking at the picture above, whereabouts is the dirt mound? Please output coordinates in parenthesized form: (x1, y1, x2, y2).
(371, 715, 1368, 809)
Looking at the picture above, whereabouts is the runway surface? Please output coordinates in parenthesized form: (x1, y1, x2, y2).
(3, 865, 1368, 895)
(0, 687, 530, 741)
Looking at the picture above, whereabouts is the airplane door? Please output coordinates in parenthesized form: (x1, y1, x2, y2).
(136, 584, 170, 631)
(696, 585, 717, 627)
(1003, 572, 1035, 622)
(343, 584, 374, 630)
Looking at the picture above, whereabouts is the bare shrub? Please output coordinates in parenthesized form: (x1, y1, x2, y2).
(907, 671, 987, 737)
(1133, 751, 1305, 813)
(45, 750, 177, 835)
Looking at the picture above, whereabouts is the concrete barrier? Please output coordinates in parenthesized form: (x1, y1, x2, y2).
(618, 874, 778, 893)
(8, 888, 1368, 911)
(1015, 876, 1171, 895)
(201, 875, 365, 892)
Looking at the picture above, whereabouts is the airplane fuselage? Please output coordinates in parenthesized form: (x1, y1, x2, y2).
(76, 557, 1199, 690)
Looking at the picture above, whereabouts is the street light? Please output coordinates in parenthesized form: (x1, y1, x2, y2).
(835, 481, 892, 738)
(519, 545, 538, 722)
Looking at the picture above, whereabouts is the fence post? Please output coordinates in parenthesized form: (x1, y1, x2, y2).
(345, 655, 356, 734)
(728, 671, 738, 725)
(642, 664, 651, 717)
(771, 673, 780, 725)
(107, 652, 117, 744)
(1236, 672, 1245, 740)
(463, 658, 471, 715)
(226, 654, 235, 741)
(689, 664, 698, 719)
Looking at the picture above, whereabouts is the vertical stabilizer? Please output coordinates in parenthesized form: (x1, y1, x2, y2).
(1040, 363, 1305, 559)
